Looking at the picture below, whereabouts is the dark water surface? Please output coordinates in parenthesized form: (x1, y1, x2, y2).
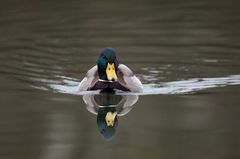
(0, 0, 240, 159)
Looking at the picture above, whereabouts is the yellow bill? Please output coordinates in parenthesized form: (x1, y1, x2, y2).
(106, 63, 117, 81)
(105, 112, 117, 126)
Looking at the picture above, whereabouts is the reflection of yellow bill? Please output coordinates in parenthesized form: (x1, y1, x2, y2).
(105, 112, 117, 126)
(106, 63, 117, 81)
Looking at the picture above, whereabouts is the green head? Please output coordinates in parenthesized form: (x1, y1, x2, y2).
(97, 48, 119, 81)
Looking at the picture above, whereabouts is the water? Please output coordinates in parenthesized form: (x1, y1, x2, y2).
(0, 0, 240, 158)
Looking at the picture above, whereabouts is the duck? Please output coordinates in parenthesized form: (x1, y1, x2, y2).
(78, 48, 143, 93)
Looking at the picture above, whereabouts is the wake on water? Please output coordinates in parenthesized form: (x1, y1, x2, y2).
(32, 75, 240, 96)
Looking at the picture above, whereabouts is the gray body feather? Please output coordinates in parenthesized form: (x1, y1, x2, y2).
(78, 64, 143, 93)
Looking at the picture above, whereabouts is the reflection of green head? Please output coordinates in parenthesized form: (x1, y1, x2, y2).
(97, 107, 118, 141)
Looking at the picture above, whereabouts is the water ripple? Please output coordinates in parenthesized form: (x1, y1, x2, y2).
(37, 75, 240, 96)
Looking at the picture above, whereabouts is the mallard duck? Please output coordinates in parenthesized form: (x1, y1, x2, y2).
(78, 48, 143, 92)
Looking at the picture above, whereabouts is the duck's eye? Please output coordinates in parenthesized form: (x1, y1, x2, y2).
(108, 68, 110, 70)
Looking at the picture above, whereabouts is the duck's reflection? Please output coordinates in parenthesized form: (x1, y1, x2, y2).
(83, 94, 138, 140)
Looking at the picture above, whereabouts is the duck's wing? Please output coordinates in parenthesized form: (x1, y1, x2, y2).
(78, 65, 99, 91)
(117, 64, 143, 92)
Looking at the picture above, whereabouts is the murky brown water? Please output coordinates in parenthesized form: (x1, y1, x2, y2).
(0, 0, 240, 159)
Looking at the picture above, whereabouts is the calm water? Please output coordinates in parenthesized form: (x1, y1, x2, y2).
(0, 0, 240, 159)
